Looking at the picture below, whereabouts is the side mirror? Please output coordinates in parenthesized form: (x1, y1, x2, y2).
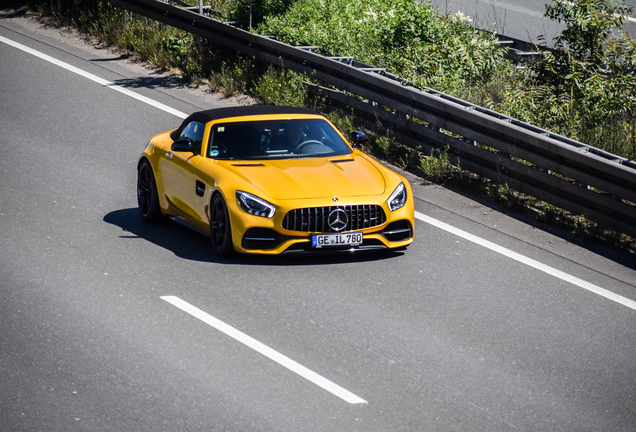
(171, 139, 193, 152)
(350, 131, 368, 148)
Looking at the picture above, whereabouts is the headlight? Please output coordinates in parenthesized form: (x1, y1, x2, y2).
(236, 191, 276, 218)
(387, 182, 407, 211)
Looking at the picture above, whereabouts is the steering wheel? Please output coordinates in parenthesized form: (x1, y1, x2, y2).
(293, 140, 324, 154)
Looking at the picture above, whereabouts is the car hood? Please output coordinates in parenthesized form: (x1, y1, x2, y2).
(228, 154, 386, 200)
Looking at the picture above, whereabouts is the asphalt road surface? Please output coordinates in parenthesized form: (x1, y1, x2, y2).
(430, 0, 636, 44)
(2, 13, 636, 432)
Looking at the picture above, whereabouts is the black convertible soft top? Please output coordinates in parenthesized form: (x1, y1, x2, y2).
(169, 105, 319, 140)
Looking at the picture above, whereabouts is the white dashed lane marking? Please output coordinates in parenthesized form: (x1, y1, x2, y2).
(161, 295, 368, 405)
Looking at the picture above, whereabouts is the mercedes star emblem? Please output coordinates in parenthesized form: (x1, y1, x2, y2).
(328, 208, 348, 232)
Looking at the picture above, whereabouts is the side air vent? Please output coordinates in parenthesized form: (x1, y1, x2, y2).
(382, 220, 413, 242)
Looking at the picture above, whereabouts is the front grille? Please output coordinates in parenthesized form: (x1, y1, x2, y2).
(283, 205, 386, 233)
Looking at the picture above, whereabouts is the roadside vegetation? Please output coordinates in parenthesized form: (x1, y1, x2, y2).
(21, 0, 636, 252)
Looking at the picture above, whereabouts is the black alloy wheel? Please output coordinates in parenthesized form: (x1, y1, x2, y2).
(137, 161, 163, 223)
(210, 194, 234, 257)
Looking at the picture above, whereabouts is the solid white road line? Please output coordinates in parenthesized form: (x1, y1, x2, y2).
(415, 211, 636, 312)
(161, 295, 368, 405)
(0, 35, 188, 119)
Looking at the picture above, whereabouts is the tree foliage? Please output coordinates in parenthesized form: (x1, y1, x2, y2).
(499, 0, 636, 158)
(228, 0, 297, 29)
(531, 0, 636, 125)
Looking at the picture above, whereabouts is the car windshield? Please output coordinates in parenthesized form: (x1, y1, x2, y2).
(207, 119, 352, 160)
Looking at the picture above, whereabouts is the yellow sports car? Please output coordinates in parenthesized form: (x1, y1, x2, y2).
(137, 106, 414, 256)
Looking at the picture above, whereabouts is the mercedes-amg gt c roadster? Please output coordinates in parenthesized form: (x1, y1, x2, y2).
(137, 105, 414, 256)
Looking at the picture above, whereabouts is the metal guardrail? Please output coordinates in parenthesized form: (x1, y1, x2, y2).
(109, 0, 636, 238)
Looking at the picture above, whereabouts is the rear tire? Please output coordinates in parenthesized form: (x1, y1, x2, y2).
(137, 161, 163, 223)
(210, 194, 235, 257)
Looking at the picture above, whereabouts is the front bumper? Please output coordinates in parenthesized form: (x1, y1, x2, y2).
(240, 219, 413, 254)
(228, 195, 415, 255)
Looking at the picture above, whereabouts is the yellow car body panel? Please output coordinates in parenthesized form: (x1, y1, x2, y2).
(138, 107, 414, 255)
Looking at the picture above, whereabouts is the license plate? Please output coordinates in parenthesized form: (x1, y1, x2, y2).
(312, 232, 363, 248)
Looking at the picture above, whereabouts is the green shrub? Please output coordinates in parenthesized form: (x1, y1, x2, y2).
(419, 146, 453, 182)
(257, 0, 509, 93)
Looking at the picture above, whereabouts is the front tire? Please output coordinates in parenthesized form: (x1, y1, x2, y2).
(137, 161, 163, 223)
(210, 194, 234, 257)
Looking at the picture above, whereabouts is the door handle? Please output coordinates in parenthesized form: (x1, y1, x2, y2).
(166, 152, 173, 159)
